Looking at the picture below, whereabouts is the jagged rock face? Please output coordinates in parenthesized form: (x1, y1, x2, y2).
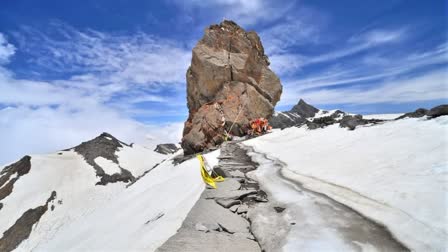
(154, 144, 179, 155)
(290, 99, 319, 118)
(182, 20, 282, 154)
(269, 99, 327, 129)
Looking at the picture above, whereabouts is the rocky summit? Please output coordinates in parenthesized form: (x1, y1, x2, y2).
(181, 20, 282, 155)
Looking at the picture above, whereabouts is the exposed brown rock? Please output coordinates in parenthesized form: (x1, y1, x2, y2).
(182, 20, 282, 154)
(0, 156, 32, 201)
(0, 191, 56, 252)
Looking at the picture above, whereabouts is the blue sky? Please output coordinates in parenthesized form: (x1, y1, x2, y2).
(0, 0, 447, 164)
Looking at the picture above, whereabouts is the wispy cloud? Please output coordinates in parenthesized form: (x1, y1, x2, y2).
(268, 27, 408, 75)
(0, 33, 16, 64)
(278, 42, 448, 107)
(14, 23, 191, 85)
(290, 69, 447, 105)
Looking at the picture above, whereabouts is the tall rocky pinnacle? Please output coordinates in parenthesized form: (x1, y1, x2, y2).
(182, 20, 283, 155)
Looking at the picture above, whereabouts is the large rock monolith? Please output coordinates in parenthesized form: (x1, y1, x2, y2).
(182, 20, 282, 154)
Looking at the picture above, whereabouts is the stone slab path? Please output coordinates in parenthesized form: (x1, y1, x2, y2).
(157, 141, 408, 252)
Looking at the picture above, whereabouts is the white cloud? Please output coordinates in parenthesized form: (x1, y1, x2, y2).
(0, 104, 183, 166)
(0, 33, 16, 64)
(0, 25, 191, 165)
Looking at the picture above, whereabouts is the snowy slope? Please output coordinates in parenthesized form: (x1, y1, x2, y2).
(243, 115, 448, 251)
(363, 113, 403, 120)
(0, 133, 217, 251)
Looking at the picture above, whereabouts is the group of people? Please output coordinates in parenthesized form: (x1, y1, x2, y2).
(248, 117, 272, 136)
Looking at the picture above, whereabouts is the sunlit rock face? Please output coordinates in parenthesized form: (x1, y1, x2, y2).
(182, 20, 282, 155)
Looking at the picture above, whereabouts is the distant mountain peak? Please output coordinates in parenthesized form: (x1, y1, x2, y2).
(73, 132, 134, 185)
(290, 99, 319, 118)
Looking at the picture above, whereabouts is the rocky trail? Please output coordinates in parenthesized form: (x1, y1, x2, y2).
(158, 141, 409, 251)
(157, 141, 264, 251)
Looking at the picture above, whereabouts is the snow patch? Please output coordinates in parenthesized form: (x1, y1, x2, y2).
(94, 157, 121, 175)
(363, 113, 403, 120)
(116, 144, 165, 178)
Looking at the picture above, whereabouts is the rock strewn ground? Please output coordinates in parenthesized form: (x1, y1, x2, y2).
(157, 142, 267, 252)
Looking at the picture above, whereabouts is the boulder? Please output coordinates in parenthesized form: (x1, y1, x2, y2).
(182, 20, 282, 154)
(154, 144, 179, 155)
(339, 115, 383, 130)
(339, 115, 368, 130)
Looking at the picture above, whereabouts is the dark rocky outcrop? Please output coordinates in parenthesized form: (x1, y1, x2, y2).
(339, 115, 383, 130)
(306, 116, 339, 130)
(0, 191, 56, 252)
(154, 144, 180, 155)
(182, 20, 282, 155)
(395, 104, 448, 120)
(427, 105, 448, 118)
(395, 108, 429, 120)
(73, 132, 135, 185)
(0, 156, 32, 201)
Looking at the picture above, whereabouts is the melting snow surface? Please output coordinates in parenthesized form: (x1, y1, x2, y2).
(244, 115, 448, 251)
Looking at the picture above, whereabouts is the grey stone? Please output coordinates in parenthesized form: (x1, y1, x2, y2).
(237, 205, 248, 214)
(182, 199, 249, 234)
(154, 144, 179, 154)
(156, 230, 260, 252)
(229, 205, 239, 213)
(216, 198, 242, 209)
(194, 223, 209, 232)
